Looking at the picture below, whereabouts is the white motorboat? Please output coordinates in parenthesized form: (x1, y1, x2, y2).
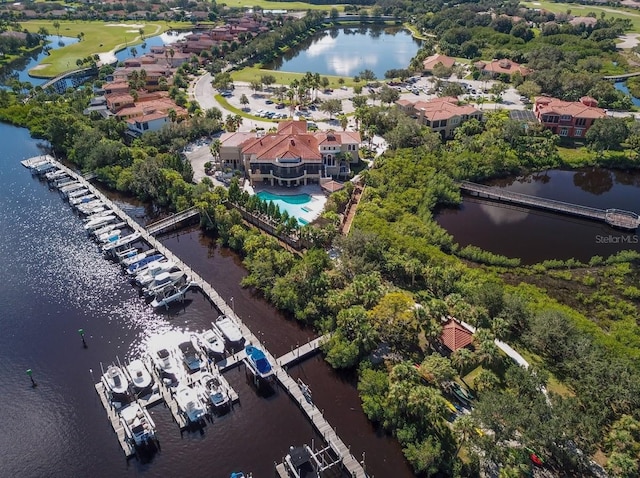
(174, 386, 207, 424)
(67, 187, 90, 200)
(126, 254, 165, 275)
(125, 359, 154, 395)
(97, 229, 122, 244)
(121, 249, 157, 267)
(91, 223, 124, 240)
(119, 403, 157, 447)
(84, 214, 116, 230)
(70, 193, 96, 205)
(148, 338, 182, 383)
(214, 315, 244, 346)
(76, 200, 104, 213)
(134, 260, 176, 287)
(199, 371, 230, 410)
(176, 333, 204, 372)
(151, 281, 197, 309)
(199, 327, 226, 359)
(102, 232, 142, 252)
(114, 247, 139, 263)
(143, 271, 185, 298)
(102, 364, 130, 398)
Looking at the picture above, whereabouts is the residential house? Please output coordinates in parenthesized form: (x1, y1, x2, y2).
(533, 96, 606, 138)
(422, 53, 456, 73)
(396, 97, 483, 139)
(126, 111, 170, 136)
(474, 58, 531, 78)
(219, 121, 361, 186)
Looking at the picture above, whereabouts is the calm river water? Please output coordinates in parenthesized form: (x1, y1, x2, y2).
(437, 169, 640, 264)
(0, 122, 413, 477)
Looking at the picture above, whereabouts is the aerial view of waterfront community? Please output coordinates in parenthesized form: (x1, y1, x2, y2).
(2, 0, 640, 477)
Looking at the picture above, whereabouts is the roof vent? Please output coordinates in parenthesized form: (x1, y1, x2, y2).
(290, 139, 295, 146)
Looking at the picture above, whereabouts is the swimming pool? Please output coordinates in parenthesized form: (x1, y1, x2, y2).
(256, 191, 314, 225)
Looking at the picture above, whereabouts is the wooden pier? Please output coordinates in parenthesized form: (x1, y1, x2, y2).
(459, 180, 640, 230)
(146, 206, 200, 236)
(27, 157, 367, 477)
(276, 335, 328, 368)
(94, 382, 135, 458)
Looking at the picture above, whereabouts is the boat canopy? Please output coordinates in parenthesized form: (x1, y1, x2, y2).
(246, 346, 272, 375)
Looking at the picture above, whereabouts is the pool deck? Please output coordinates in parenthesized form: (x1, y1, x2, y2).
(246, 183, 327, 224)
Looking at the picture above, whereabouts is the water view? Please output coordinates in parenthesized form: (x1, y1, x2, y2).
(0, 31, 190, 88)
(0, 121, 414, 478)
(614, 80, 640, 107)
(437, 169, 640, 264)
(265, 26, 422, 79)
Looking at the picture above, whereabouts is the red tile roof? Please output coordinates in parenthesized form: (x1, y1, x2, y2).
(422, 53, 456, 71)
(476, 59, 531, 76)
(440, 319, 474, 352)
(400, 97, 480, 122)
(534, 96, 606, 119)
(242, 134, 321, 162)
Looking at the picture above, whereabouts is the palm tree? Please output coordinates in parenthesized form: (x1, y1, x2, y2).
(210, 139, 221, 158)
(454, 415, 477, 456)
(168, 109, 177, 123)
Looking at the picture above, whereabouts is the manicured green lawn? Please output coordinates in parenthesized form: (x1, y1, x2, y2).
(231, 65, 358, 87)
(521, 1, 640, 34)
(224, 0, 344, 11)
(22, 20, 189, 77)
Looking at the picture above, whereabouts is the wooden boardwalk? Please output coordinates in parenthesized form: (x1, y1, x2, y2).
(146, 206, 200, 236)
(460, 180, 640, 230)
(29, 157, 367, 477)
(94, 382, 135, 458)
(276, 335, 328, 368)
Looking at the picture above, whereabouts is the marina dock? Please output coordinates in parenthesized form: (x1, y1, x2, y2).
(459, 180, 640, 230)
(27, 156, 367, 477)
(94, 382, 135, 458)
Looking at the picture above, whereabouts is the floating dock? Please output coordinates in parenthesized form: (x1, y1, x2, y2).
(26, 157, 367, 477)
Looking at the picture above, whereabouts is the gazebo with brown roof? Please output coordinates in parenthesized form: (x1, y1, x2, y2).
(440, 319, 474, 352)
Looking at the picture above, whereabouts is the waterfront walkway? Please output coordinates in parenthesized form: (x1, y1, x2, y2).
(34, 156, 367, 477)
(460, 180, 640, 230)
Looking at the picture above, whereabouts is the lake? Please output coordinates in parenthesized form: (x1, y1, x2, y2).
(614, 81, 640, 107)
(437, 169, 640, 264)
(265, 26, 422, 79)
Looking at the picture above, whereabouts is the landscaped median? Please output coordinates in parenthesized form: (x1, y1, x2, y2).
(230, 65, 356, 88)
(214, 94, 279, 123)
(22, 20, 189, 77)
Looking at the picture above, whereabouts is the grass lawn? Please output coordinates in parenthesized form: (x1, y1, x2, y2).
(223, 0, 344, 11)
(522, 0, 640, 34)
(517, 349, 575, 398)
(22, 20, 189, 77)
(231, 65, 357, 88)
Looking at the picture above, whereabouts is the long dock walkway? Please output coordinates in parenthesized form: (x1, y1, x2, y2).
(33, 157, 366, 477)
(459, 180, 640, 230)
(146, 206, 200, 235)
(276, 335, 328, 368)
(94, 382, 135, 458)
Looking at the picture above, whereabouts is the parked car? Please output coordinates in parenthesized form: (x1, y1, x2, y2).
(265, 99, 274, 104)
(275, 103, 285, 109)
